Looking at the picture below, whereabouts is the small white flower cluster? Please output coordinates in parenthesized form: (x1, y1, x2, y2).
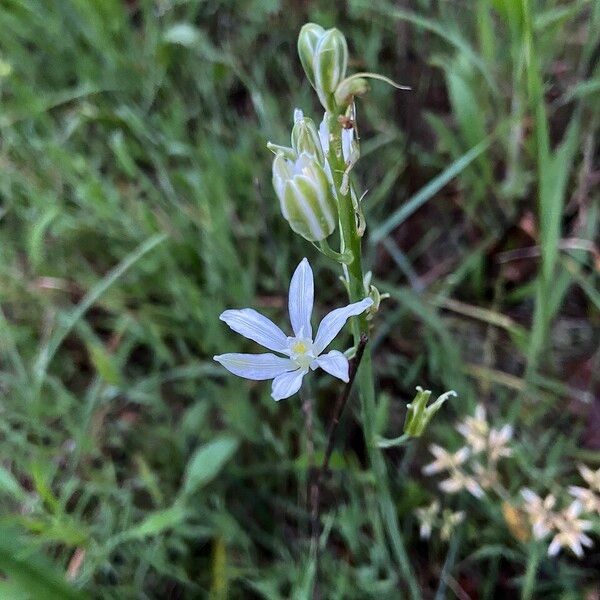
(520, 464, 600, 558)
(415, 500, 465, 542)
(419, 403, 599, 559)
(422, 404, 513, 498)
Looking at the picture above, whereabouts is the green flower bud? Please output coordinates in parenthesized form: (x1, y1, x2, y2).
(297, 23, 325, 87)
(291, 110, 324, 164)
(272, 152, 337, 242)
(313, 28, 348, 112)
(403, 387, 456, 438)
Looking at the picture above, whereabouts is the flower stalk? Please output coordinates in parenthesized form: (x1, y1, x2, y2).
(254, 22, 448, 598)
(325, 111, 422, 599)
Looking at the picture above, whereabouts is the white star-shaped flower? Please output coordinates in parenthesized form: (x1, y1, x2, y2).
(455, 404, 488, 453)
(214, 258, 373, 401)
(422, 444, 470, 475)
(415, 500, 440, 540)
(547, 501, 593, 558)
(520, 488, 557, 539)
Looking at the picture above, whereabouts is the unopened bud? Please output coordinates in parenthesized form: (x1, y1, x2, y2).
(272, 152, 337, 242)
(313, 28, 348, 112)
(297, 23, 325, 88)
(291, 113, 324, 164)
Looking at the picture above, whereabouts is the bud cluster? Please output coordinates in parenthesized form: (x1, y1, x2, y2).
(297, 24, 349, 113)
(267, 24, 406, 250)
(298, 23, 410, 117)
(296, 23, 382, 116)
(267, 25, 364, 248)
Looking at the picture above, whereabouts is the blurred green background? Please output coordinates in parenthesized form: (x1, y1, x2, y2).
(0, 0, 598, 598)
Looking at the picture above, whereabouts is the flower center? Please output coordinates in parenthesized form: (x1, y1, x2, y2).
(292, 340, 308, 354)
(288, 336, 314, 369)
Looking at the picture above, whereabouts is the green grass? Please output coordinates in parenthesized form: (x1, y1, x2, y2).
(0, 0, 598, 597)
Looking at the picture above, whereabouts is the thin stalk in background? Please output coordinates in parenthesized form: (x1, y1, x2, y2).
(326, 113, 422, 600)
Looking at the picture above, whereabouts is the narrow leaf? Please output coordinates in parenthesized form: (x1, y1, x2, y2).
(182, 436, 240, 496)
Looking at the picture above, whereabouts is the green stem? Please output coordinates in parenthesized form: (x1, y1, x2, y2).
(522, 541, 542, 600)
(326, 114, 421, 599)
(376, 433, 411, 449)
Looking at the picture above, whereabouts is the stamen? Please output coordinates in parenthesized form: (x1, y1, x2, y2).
(292, 341, 308, 354)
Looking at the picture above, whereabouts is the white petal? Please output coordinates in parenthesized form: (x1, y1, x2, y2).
(520, 488, 539, 504)
(318, 116, 330, 154)
(420, 523, 432, 539)
(311, 350, 349, 382)
(548, 537, 561, 557)
(214, 353, 294, 380)
(220, 308, 288, 353)
(578, 464, 596, 486)
(533, 522, 550, 539)
(498, 424, 513, 442)
(566, 501, 582, 519)
(341, 127, 353, 162)
(271, 368, 307, 401)
(439, 478, 462, 494)
(456, 423, 469, 437)
(313, 297, 373, 354)
(455, 447, 470, 464)
(567, 485, 585, 498)
(422, 462, 443, 476)
(570, 540, 583, 557)
(429, 444, 447, 458)
(474, 404, 486, 422)
(288, 258, 314, 338)
(466, 479, 485, 498)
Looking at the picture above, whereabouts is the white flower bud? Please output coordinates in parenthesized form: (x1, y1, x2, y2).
(313, 28, 348, 112)
(297, 23, 325, 88)
(272, 152, 338, 242)
(297, 24, 348, 113)
(291, 113, 324, 164)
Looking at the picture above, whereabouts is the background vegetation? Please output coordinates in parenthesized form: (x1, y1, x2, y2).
(0, 0, 598, 597)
